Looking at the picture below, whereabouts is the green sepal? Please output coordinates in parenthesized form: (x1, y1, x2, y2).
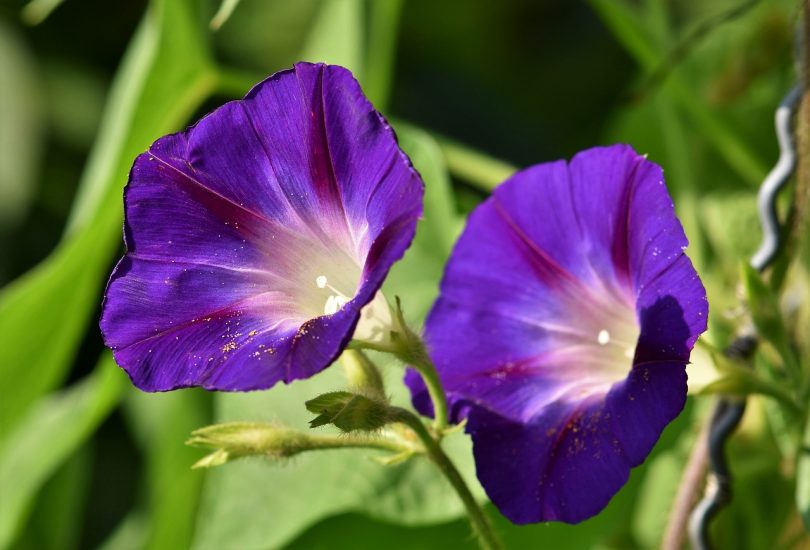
(186, 422, 311, 468)
(305, 391, 391, 432)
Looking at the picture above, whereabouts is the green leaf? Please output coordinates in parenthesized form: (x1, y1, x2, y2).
(0, 357, 124, 549)
(698, 369, 765, 398)
(192, 366, 484, 550)
(287, 461, 648, 550)
(16, 445, 91, 550)
(124, 388, 211, 550)
(396, 124, 462, 257)
(432, 134, 516, 193)
(742, 264, 783, 343)
(382, 125, 462, 324)
(700, 193, 759, 269)
(209, 0, 242, 30)
(586, 0, 767, 187)
(741, 263, 800, 380)
(0, 19, 44, 232)
(797, 401, 810, 531)
(300, 0, 364, 78)
(20, 0, 67, 25)
(96, 513, 148, 550)
(363, 0, 404, 110)
(699, 350, 802, 416)
(0, 0, 215, 436)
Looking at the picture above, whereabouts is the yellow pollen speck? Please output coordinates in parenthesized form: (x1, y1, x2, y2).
(221, 341, 237, 353)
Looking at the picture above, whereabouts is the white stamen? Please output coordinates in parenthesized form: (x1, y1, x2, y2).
(597, 329, 610, 345)
(324, 294, 349, 316)
(315, 275, 328, 289)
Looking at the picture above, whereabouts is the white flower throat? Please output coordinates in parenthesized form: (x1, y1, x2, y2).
(315, 275, 350, 315)
(313, 275, 397, 345)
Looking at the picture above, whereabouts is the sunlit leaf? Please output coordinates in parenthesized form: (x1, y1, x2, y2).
(587, 0, 767, 186)
(124, 389, 211, 550)
(300, 0, 363, 78)
(797, 401, 810, 531)
(741, 264, 801, 380)
(0, 0, 215, 436)
(0, 20, 43, 232)
(0, 357, 124, 548)
(209, 0, 242, 30)
(15, 444, 91, 550)
(363, 0, 403, 110)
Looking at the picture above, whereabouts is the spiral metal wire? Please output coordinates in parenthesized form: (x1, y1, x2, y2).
(687, 85, 803, 550)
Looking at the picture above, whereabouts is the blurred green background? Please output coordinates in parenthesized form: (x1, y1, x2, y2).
(0, 0, 807, 548)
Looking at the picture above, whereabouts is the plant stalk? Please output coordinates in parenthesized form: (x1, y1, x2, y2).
(391, 407, 503, 550)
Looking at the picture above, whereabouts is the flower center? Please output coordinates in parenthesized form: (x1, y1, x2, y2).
(565, 288, 640, 392)
(315, 275, 351, 315)
(310, 275, 397, 346)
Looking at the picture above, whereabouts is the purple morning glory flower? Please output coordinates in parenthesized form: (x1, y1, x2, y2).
(407, 145, 708, 524)
(101, 62, 423, 392)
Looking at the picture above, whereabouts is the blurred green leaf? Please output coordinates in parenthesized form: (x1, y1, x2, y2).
(701, 193, 759, 270)
(209, 0, 242, 30)
(124, 389, 210, 550)
(16, 445, 91, 550)
(42, 61, 107, 149)
(192, 365, 484, 549)
(396, 124, 461, 257)
(96, 513, 148, 550)
(0, 357, 124, 549)
(742, 263, 782, 342)
(699, 353, 801, 417)
(363, 0, 403, 110)
(711, 420, 795, 548)
(741, 263, 800, 380)
(300, 0, 364, 78)
(798, 400, 810, 531)
(587, 0, 768, 187)
(0, 20, 43, 231)
(212, 0, 319, 75)
(433, 134, 516, 193)
(20, 0, 66, 25)
(286, 439, 655, 550)
(0, 0, 215, 436)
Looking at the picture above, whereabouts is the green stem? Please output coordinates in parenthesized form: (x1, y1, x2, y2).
(407, 351, 450, 432)
(391, 408, 503, 550)
(350, 333, 450, 433)
(188, 422, 415, 469)
(434, 135, 516, 192)
(296, 433, 412, 455)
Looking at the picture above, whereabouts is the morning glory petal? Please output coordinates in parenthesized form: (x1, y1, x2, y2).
(408, 144, 707, 523)
(101, 62, 423, 392)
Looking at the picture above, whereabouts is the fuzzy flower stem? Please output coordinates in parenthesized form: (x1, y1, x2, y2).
(292, 433, 411, 454)
(352, 330, 450, 432)
(390, 407, 503, 550)
(405, 348, 450, 433)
